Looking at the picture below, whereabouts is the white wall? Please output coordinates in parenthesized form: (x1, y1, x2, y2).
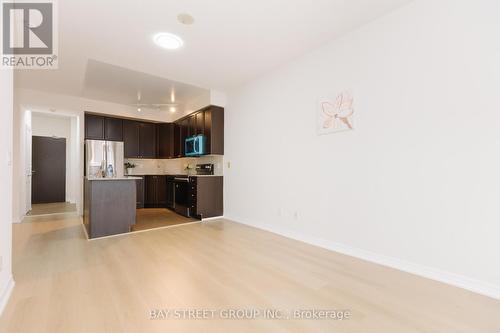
(0, 68, 14, 314)
(224, 0, 500, 299)
(31, 113, 74, 203)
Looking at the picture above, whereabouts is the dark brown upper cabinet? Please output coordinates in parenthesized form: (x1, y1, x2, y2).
(173, 106, 224, 156)
(179, 118, 189, 156)
(207, 106, 224, 155)
(195, 111, 204, 135)
(157, 123, 176, 159)
(200, 106, 224, 155)
(173, 124, 182, 158)
(85, 114, 105, 140)
(123, 120, 156, 158)
(157, 123, 183, 158)
(85, 105, 223, 159)
(123, 120, 157, 159)
(85, 114, 123, 141)
(104, 117, 123, 141)
(139, 122, 157, 159)
(186, 113, 196, 136)
(123, 120, 140, 158)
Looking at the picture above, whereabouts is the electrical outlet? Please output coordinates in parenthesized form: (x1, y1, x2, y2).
(227, 161, 231, 169)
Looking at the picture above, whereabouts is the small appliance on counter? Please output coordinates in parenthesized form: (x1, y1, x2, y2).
(195, 163, 214, 175)
(185, 135, 206, 156)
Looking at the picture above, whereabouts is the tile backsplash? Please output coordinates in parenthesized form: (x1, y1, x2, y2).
(125, 155, 224, 176)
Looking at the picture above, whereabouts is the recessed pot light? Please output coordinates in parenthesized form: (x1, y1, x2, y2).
(153, 32, 183, 50)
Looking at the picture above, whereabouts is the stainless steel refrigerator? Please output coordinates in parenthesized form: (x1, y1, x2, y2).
(85, 140, 124, 178)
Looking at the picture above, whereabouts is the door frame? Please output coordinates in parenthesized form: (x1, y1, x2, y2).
(18, 107, 84, 220)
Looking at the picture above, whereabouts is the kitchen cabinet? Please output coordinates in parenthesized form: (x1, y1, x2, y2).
(85, 105, 223, 159)
(173, 124, 182, 158)
(187, 115, 195, 137)
(174, 106, 224, 156)
(186, 112, 204, 136)
(166, 176, 175, 209)
(157, 123, 175, 159)
(85, 114, 123, 141)
(145, 175, 167, 208)
(123, 120, 140, 158)
(123, 120, 157, 159)
(139, 122, 157, 158)
(204, 106, 224, 155)
(135, 177, 144, 209)
(190, 176, 223, 219)
(195, 111, 204, 135)
(104, 117, 123, 141)
(85, 114, 105, 140)
(179, 118, 189, 156)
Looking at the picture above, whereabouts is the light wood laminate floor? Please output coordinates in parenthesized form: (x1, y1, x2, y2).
(27, 202, 77, 216)
(1, 215, 499, 333)
(132, 208, 197, 232)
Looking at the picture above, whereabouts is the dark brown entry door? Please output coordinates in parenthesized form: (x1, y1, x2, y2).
(32, 136, 66, 204)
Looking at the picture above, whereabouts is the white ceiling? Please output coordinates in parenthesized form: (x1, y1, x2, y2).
(82, 60, 209, 108)
(15, 0, 413, 101)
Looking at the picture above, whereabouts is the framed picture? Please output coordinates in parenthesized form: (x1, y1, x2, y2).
(317, 91, 354, 135)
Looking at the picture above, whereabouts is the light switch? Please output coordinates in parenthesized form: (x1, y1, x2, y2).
(227, 161, 231, 169)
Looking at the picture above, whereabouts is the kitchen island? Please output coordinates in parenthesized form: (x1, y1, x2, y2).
(83, 177, 141, 239)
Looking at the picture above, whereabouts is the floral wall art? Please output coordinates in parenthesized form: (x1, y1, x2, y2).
(317, 91, 355, 135)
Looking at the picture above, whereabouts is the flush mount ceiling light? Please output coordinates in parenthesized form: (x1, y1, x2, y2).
(153, 32, 183, 50)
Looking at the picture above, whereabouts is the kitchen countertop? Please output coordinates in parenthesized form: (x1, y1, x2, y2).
(86, 177, 143, 181)
(126, 174, 222, 177)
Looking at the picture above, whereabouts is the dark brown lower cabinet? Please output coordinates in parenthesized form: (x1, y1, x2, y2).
(135, 177, 144, 208)
(166, 176, 175, 209)
(145, 175, 167, 208)
(190, 176, 223, 219)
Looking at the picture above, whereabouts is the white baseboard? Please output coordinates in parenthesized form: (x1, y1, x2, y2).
(202, 216, 224, 222)
(227, 216, 500, 301)
(0, 276, 15, 316)
(12, 216, 23, 224)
